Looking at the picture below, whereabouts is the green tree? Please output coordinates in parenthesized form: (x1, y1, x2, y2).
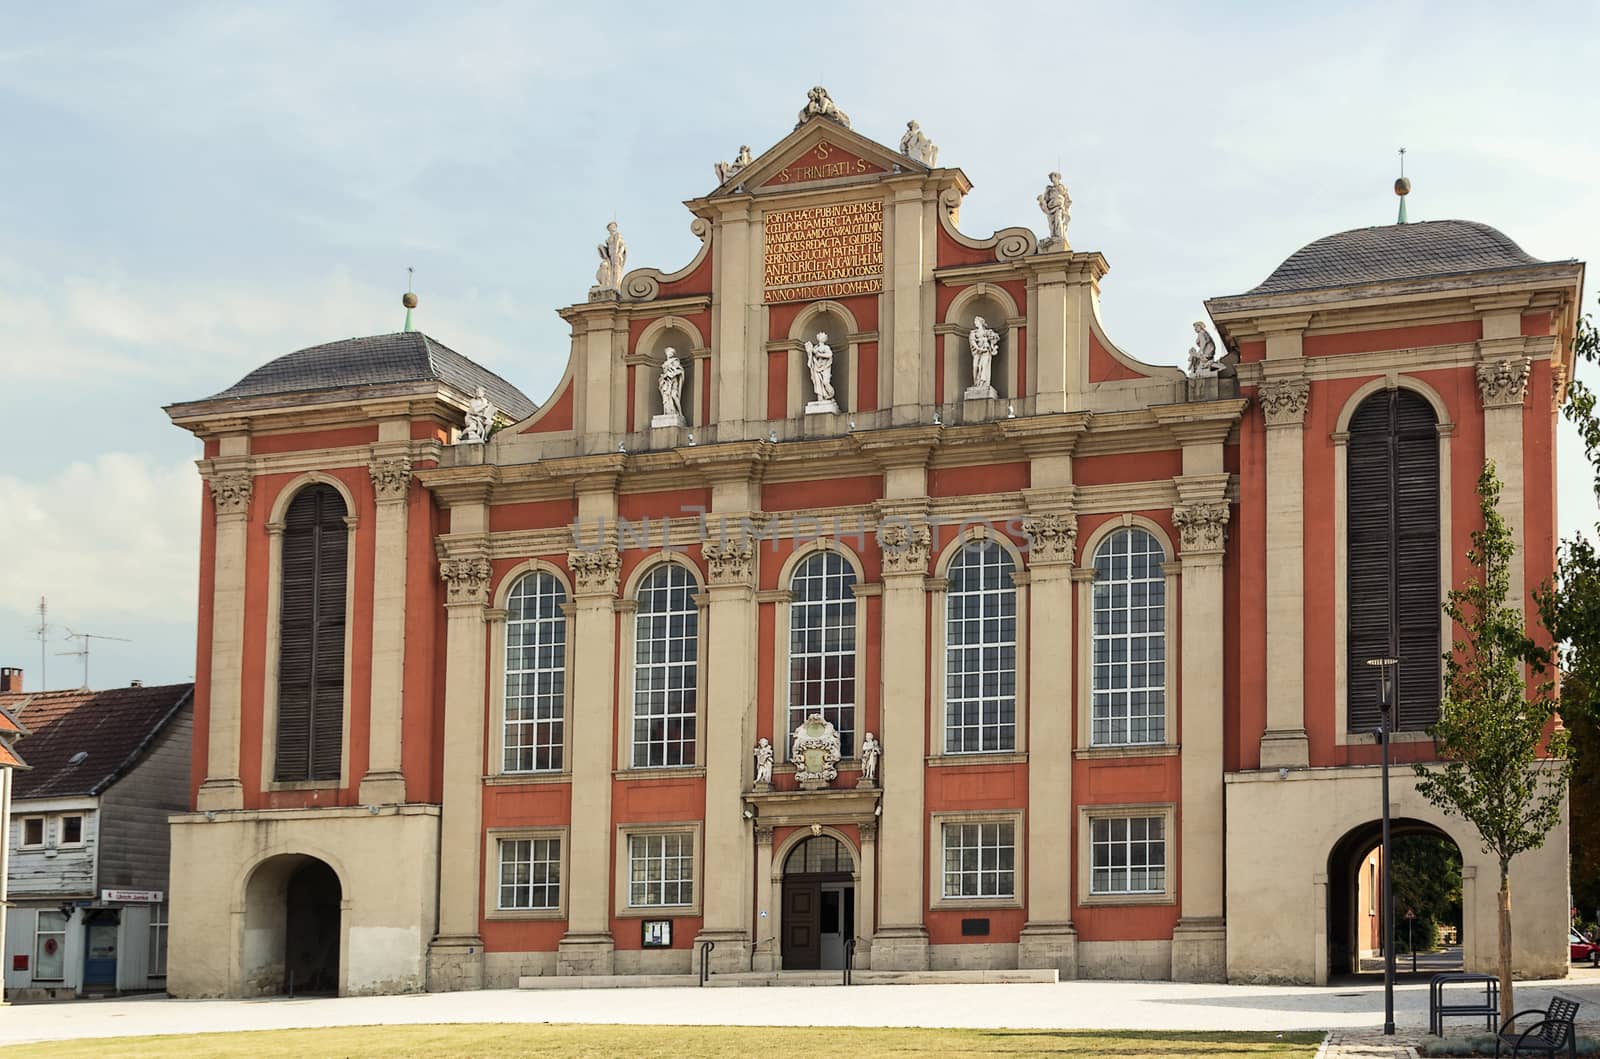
(1391, 833, 1463, 953)
(1414, 462, 1569, 1022)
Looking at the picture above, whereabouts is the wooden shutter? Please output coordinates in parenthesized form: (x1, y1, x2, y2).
(1345, 390, 1441, 733)
(274, 485, 348, 782)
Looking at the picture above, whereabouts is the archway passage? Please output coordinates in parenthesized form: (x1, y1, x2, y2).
(1327, 819, 1463, 980)
(242, 854, 342, 996)
(781, 835, 855, 971)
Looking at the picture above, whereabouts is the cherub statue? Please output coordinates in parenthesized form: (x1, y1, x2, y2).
(460, 385, 496, 443)
(1037, 172, 1071, 250)
(1186, 321, 1220, 377)
(860, 732, 881, 785)
(593, 221, 627, 294)
(805, 332, 835, 403)
(714, 144, 753, 185)
(899, 120, 938, 166)
(753, 738, 774, 786)
(797, 85, 850, 128)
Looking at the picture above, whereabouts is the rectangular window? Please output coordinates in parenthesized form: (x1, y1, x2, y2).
(34, 911, 67, 981)
(148, 904, 168, 977)
(498, 837, 561, 911)
(941, 821, 1015, 899)
(61, 815, 84, 845)
(1090, 815, 1166, 895)
(628, 832, 694, 907)
(21, 816, 44, 847)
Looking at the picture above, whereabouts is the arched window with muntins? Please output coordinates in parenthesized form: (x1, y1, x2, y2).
(275, 484, 347, 782)
(504, 572, 567, 772)
(784, 835, 851, 875)
(944, 540, 1017, 753)
(632, 564, 699, 768)
(1347, 388, 1441, 732)
(788, 552, 857, 758)
(1091, 528, 1167, 746)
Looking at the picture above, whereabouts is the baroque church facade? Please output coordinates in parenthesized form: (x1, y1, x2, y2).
(163, 91, 1582, 995)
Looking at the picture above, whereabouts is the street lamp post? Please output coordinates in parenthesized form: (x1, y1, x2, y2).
(1368, 656, 1400, 1037)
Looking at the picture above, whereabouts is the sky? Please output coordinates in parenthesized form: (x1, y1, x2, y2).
(1, 1, 1596, 692)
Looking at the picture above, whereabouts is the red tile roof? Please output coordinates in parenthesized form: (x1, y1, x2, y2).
(0, 709, 22, 734)
(0, 741, 25, 769)
(2, 683, 192, 799)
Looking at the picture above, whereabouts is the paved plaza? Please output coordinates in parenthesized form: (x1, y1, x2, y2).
(5, 970, 1600, 1048)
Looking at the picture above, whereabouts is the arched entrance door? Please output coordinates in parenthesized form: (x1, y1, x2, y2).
(781, 835, 855, 970)
(242, 854, 343, 996)
(1327, 819, 1463, 979)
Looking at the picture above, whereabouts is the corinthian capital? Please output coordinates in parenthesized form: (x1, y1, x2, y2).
(1258, 377, 1311, 427)
(1021, 511, 1078, 565)
(439, 555, 492, 606)
(1477, 357, 1531, 408)
(702, 534, 757, 587)
(1173, 501, 1230, 554)
(877, 519, 932, 576)
(567, 546, 621, 596)
(207, 472, 253, 517)
(368, 456, 413, 502)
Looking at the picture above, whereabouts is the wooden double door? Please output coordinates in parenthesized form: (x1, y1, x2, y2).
(782, 873, 854, 970)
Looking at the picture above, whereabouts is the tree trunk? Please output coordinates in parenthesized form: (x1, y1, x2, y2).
(1499, 858, 1514, 1025)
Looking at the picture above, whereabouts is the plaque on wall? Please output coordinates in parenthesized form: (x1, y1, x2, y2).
(763, 199, 884, 305)
(641, 919, 673, 948)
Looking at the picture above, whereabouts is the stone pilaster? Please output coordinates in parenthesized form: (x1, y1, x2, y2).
(361, 452, 413, 804)
(694, 519, 760, 972)
(1171, 475, 1230, 982)
(872, 512, 932, 969)
(1478, 354, 1531, 607)
(197, 466, 252, 811)
(427, 546, 491, 990)
(1018, 507, 1079, 974)
(1258, 376, 1311, 769)
(752, 826, 777, 972)
(559, 543, 620, 976)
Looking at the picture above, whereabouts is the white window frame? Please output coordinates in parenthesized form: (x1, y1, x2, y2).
(483, 827, 569, 920)
(148, 903, 168, 977)
(942, 539, 1019, 754)
(59, 813, 85, 848)
(497, 836, 561, 911)
(630, 564, 700, 769)
(19, 815, 45, 848)
(1090, 528, 1168, 747)
(787, 550, 859, 758)
(1078, 803, 1176, 907)
(615, 823, 702, 916)
(929, 810, 1024, 910)
(34, 910, 67, 981)
(502, 571, 568, 773)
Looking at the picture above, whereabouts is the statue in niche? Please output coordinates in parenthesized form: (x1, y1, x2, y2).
(899, 120, 938, 166)
(658, 347, 685, 417)
(714, 145, 753, 185)
(797, 85, 850, 128)
(1186, 321, 1220, 377)
(459, 385, 496, 444)
(967, 316, 1001, 398)
(1037, 172, 1071, 251)
(591, 221, 627, 297)
(805, 331, 837, 410)
(859, 732, 881, 787)
(753, 738, 774, 787)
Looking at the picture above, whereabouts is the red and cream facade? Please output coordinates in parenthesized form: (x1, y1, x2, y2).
(164, 99, 1583, 995)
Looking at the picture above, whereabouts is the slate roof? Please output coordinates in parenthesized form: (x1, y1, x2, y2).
(201, 331, 537, 420)
(0, 683, 192, 799)
(1247, 220, 1551, 296)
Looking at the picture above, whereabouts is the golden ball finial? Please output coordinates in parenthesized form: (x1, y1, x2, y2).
(403, 291, 419, 309)
(1394, 176, 1411, 197)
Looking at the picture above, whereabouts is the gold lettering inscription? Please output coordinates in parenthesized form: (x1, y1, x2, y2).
(763, 200, 885, 304)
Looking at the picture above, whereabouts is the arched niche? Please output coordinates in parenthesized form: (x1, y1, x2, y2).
(789, 303, 855, 416)
(943, 285, 1020, 402)
(633, 318, 704, 429)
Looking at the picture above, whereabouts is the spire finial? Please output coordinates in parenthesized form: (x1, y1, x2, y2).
(1394, 148, 1411, 225)
(402, 266, 418, 332)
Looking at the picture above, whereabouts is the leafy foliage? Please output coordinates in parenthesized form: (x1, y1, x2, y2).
(1391, 832, 1462, 952)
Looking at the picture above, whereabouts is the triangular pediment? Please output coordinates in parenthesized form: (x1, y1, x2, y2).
(709, 116, 927, 198)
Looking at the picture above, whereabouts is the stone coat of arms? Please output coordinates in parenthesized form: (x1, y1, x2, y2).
(790, 713, 841, 790)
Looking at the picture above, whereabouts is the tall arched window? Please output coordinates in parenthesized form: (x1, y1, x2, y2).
(504, 571, 567, 772)
(1091, 528, 1167, 747)
(1347, 388, 1441, 732)
(275, 484, 347, 782)
(944, 540, 1017, 753)
(788, 551, 858, 757)
(632, 564, 699, 768)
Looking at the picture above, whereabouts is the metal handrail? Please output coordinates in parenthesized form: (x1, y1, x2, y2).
(843, 937, 856, 985)
(699, 940, 715, 986)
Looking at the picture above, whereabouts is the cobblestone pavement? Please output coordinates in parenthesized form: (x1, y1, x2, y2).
(1321, 1030, 1416, 1058)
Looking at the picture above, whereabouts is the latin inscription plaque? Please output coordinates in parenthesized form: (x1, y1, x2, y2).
(763, 199, 884, 304)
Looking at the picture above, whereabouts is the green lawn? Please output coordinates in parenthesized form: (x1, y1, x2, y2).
(1, 1024, 1326, 1058)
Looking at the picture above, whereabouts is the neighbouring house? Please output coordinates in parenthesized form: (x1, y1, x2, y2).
(0, 666, 30, 1005)
(1, 671, 193, 999)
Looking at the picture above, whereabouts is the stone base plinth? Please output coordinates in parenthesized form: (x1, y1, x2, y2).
(805, 399, 840, 415)
(1018, 921, 1078, 976)
(557, 932, 616, 977)
(1258, 728, 1310, 770)
(1170, 917, 1227, 982)
(194, 778, 244, 812)
(357, 770, 408, 805)
(964, 384, 997, 401)
(426, 936, 485, 992)
(651, 413, 685, 429)
(870, 927, 930, 971)
(693, 929, 752, 975)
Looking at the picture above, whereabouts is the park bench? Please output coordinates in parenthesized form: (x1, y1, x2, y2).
(1431, 973, 1499, 1036)
(1495, 993, 1581, 1058)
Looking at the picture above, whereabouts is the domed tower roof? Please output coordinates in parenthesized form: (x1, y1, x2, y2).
(1247, 219, 1547, 296)
(200, 331, 536, 419)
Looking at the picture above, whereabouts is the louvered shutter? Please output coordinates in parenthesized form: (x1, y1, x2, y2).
(274, 485, 348, 782)
(1345, 390, 1441, 734)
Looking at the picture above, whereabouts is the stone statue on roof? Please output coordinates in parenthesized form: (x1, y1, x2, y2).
(899, 120, 938, 166)
(590, 221, 627, 300)
(797, 86, 850, 129)
(460, 386, 496, 444)
(1038, 172, 1071, 252)
(714, 145, 753, 186)
(1186, 322, 1220, 378)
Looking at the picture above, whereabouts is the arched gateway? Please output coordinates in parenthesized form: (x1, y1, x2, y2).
(1326, 819, 1464, 979)
(241, 854, 343, 995)
(780, 834, 857, 970)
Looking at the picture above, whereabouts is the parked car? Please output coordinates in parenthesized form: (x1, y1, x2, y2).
(1571, 928, 1599, 965)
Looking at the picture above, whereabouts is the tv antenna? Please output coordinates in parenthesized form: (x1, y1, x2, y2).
(30, 596, 54, 691)
(57, 628, 132, 689)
